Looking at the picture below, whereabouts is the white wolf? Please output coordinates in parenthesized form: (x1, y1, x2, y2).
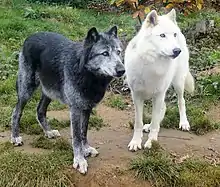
(124, 9, 195, 151)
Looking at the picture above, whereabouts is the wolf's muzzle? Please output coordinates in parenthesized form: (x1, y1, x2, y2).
(115, 64, 125, 77)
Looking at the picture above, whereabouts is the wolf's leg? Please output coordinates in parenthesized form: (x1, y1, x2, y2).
(70, 106, 88, 174)
(144, 93, 166, 149)
(81, 109, 99, 157)
(36, 92, 60, 138)
(128, 92, 144, 151)
(172, 76, 190, 131)
(11, 53, 38, 146)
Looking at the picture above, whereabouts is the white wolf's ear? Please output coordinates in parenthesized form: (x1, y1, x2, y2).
(107, 26, 118, 38)
(85, 27, 100, 45)
(166, 9, 177, 24)
(145, 10, 158, 27)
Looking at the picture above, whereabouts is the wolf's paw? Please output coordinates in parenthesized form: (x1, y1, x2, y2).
(73, 157, 88, 174)
(128, 138, 142, 151)
(144, 130, 158, 149)
(179, 122, 190, 131)
(143, 124, 151, 132)
(144, 139, 153, 149)
(45, 130, 61, 138)
(11, 136, 23, 146)
(84, 146, 99, 157)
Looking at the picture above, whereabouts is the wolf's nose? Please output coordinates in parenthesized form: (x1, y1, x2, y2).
(116, 67, 125, 77)
(172, 48, 181, 58)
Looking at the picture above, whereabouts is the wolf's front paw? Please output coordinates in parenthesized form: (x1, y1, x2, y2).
(128, 137, 142, 151)
(73, 156, 88, 174)
(144, 139, 153, 149)
(11, 136, 23, 146)
(45, 130, 61, 138)
(179, 121, 190, 131)
(144, 130, 158, 149)
(84, 146, 99, 157)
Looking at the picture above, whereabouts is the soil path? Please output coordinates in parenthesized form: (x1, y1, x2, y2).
(1, 103, 220, 186)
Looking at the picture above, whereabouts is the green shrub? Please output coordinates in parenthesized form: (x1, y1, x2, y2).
(27, 0, 90, 8)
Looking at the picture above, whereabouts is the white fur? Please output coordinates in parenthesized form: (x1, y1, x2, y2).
(11, 136, 23, 146)
(73, 156, 88, 174)
(125, 9, 194, 151)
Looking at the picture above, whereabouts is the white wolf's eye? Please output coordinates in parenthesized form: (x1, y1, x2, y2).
(174, 33, 177, 37)
(117, 50, 121, 55)
(102, 51, 109, 56)
(160, 33, 166, 38)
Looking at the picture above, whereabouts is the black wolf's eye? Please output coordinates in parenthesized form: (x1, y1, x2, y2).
(174, 33, 177, 37)
(117, 50, 121, 55)
(160, 33, 166, 38)
(102, 51, 109, 56)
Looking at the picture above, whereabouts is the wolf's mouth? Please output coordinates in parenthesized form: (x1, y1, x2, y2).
(170, 55, 178, 59)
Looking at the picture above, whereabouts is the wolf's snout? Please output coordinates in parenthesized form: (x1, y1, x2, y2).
(115, 64, 125, 77)
(172, 48, 181, 58)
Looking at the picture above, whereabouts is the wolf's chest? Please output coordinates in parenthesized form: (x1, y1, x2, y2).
(128, 59, 176, 96)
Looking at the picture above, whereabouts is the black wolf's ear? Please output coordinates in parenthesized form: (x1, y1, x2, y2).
(85, 27, 100, 46)
(107, 26, 118, 38)
(145, 10, 158, 27)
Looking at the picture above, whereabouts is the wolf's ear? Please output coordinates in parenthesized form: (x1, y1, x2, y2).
(107, 26, 118, 38)
(145, 10, 158, 27)
(166, 9, 177, 24)
(85, 27, 100, 46)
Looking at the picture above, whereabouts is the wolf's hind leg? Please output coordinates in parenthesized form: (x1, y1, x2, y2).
(11, 52, 38, 146)
(172, 75, 190, 131)
(36, 92, 60, 138)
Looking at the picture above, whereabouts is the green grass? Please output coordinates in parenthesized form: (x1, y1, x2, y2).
(31, 135, 72, 150)
(89, 113, 106, 130)
(0, 142, 75, 187)
(161, 105, 219, 135)
(105, 94, 127, 110)
(131, 141, 220, 187)
(128, 104, 219, 135)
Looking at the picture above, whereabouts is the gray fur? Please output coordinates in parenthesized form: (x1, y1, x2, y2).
(10, 26, 125, 174)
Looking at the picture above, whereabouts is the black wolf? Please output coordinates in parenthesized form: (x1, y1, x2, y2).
(11, 26, 125, 174)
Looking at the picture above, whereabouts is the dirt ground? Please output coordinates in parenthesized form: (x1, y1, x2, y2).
(1, 101, 220, 187)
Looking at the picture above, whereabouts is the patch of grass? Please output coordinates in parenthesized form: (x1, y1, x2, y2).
(31, 135, 72, 151)
(131, 141, 220, 187)
(197, 74, 220, 98)
(105, 94, 127, 110)
(89, 113, 106, 130)
(178, 9, 220, 30)
(0, 142, 75, 187)
(20, 117, 70, 135)
(48, 100, 67, 111)
(135, 105, 219, 135)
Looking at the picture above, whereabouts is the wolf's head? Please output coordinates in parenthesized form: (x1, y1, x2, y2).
(142, 9, 182, 59)
(82, 26, 125, 78)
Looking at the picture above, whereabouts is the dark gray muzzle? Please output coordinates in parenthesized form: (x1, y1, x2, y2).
(115, 63, 125, 77)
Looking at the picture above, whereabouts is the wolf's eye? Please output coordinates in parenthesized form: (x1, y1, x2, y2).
(160, 34, 166, 38)
(174, 33, 177, 37)
(117, 50, 121, 55)
(102, 51, 109, 56)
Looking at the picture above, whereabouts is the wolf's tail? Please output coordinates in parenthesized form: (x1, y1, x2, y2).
(184, 71, 195, 93)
